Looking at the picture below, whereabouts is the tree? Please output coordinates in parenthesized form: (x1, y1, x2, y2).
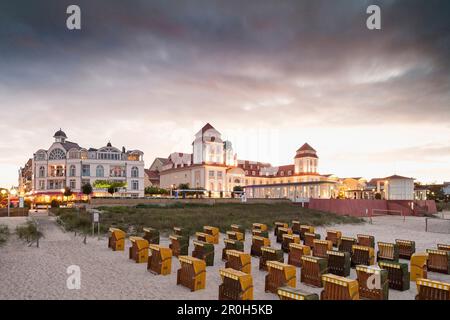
(178, 183, 189, 199)
(63, 187, 73, 197)
(232, 185, 243, 198)
(145, 186, 169, 195)
(82, 183, 93, 201)
(375, 192, 382, 200)
(63, 187, 73, 206)
(93, 180, 126, 197)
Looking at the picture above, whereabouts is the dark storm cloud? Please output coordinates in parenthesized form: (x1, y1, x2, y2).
(1, 0, 449, 124)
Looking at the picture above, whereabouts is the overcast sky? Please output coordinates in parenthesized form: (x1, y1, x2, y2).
(1, 0, 449, 187)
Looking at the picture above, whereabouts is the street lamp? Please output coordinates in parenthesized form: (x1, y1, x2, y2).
(2, 188, 17, 217)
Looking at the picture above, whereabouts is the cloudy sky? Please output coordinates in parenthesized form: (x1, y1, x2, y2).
(1, 0, 449, 187)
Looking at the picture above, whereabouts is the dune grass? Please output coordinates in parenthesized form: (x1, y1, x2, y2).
(53, 203, 363, 236)
(0, 224, 10, 246)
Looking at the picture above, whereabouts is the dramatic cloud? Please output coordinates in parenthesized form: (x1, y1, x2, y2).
(0, 0, 449, 185)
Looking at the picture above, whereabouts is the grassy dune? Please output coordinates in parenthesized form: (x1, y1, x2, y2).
(52, 203, 363, 236)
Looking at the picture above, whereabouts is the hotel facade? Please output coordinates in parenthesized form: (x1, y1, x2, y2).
(156, 123, 337, 200)
(30, 130, 145, 202)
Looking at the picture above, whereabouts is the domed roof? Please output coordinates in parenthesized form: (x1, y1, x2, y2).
(53, 129, 67, 138)
(296, 143, 316, 153)
(107, 142, 112, 147)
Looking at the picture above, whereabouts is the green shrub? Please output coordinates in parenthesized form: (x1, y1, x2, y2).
(0, 224, 10, 246)
(15, 221, 43, 242)
(50, 199, 60, 208)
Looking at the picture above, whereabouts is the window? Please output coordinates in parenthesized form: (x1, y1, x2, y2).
(110, 166, 125, 177)
(131, 180, 139, 190)
(252, 171, 255, 176)
(81, 179, 90, 187)
(131, 166, 139, 178)
(69, 165, 76, 177)
(96, 165, 104, 177)
(35, 152, 46, 161)
(234, 179, 240, 184)
(82, 165, 90, 177)
(39, 166, 45, 178)
(48, 148, 66, 160)
(39, 181, 45, 190)
(217, 171, 223, 179)
(281, 171, 285, 176)
(209, 170, 215, 179)
(245, 170, 248, 175)
(288, 170, 292, 175)
(69, 180, 76, 189)
(49, 165, 64, 177)
(68, 151, 79, 159)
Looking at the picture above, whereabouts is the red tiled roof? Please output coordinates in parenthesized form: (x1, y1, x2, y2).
(144, 169, 160, 180)
(296, 143, 316, 153)
(294, 152, 318, 159)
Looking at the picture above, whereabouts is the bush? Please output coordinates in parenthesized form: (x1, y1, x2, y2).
(0, 224, 10, 246)
(50, 199, 60, 208)
(58, 211, 92, 233)
(16, 221, 43, 242)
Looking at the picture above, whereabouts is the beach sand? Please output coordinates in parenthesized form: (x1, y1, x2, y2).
(0, 214, 449, 300)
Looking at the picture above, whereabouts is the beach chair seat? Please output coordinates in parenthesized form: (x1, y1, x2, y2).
(415, 279, 450, 300)
(288, 243, 311, 267)
(176, 256, 206, 292)
(426, 249, 450, 274)
(395, 239, 415, 259)
(313, 239, 332, 258)
(377, 242, 399, 262)
(169, 234, 189, 257)
(299, 225, 315, 241)
(129, 236, 149, 263)
(264, 261, 296, 294)
(320, 274, 359, 300)
(192, 240, 215, 266)
(259, 246, 284, 271)
(222, 239, 244, 261)
(291, 220, 301, 235)
(230, 224, 245, 240)
(250, 235, 270, 257)
(276, 227, 292, 243)
(274, 222, 289, 236)
(304, 232, 321, 247)
(351, 245, 375, 267)
(147, 244, 172, 275)
(277, 286, 319, 300)
(339, 236, 357, 254)
(142, 227, 159, 245)
(410, 252, 428, 281)
(225, 250, 251, 274)
(108, 227, 126, 251)
(378, 260, 410, 291)
(281, 233, 300, 253)
(300, 256, 328, 287)
(356, 265, 389, 300)
(326, 230, 342, 247)
(219, 268, 253, 300)
(357, 234, 375, 248)
(327, 250, 351, 277)
(203, 226, 219, 244)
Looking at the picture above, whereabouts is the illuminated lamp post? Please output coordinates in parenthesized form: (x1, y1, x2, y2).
(2, 188, 18, 217)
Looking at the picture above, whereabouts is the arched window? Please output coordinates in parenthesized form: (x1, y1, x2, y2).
(39, 166, 45, 178)
(131, 166, 139, 178)
(96, 165, 104, 177)
(69, 165, 76, 177)
(48, 148, 66, 160)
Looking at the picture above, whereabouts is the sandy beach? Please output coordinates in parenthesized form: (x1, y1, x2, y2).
(0, 213, 449, 300)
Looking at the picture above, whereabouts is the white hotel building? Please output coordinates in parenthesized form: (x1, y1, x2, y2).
(32, 130, 145, 202)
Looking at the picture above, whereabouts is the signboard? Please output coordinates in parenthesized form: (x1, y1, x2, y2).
(92, 212, 99, 223)
(19, 197, 24, 208)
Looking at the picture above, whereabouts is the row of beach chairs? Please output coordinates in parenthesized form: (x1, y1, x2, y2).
(106, 220, 450, 300)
